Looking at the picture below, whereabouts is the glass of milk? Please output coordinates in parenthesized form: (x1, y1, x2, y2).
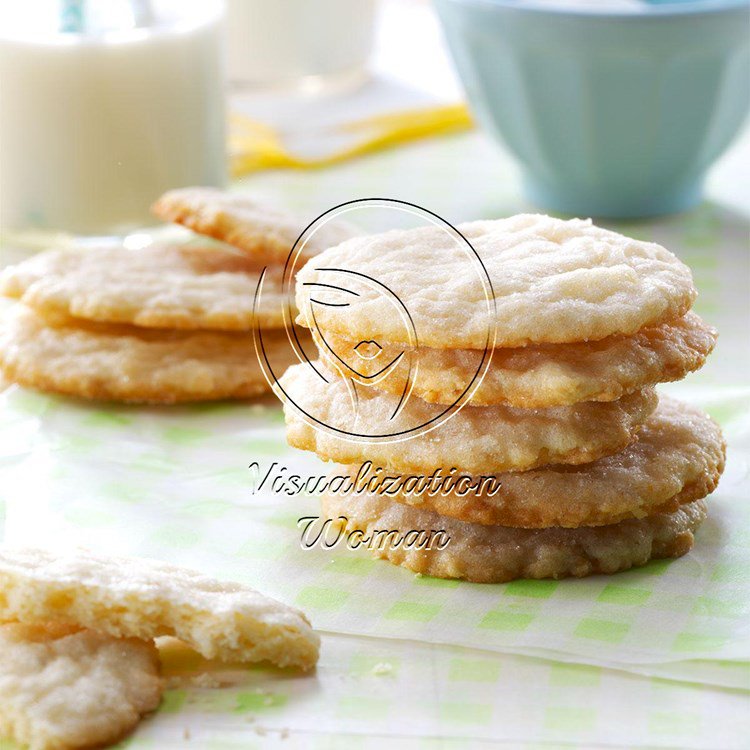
(225, 0, 377, 90)
(0, 0, 227, 239)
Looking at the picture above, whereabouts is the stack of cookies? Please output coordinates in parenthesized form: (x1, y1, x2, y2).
(281, 214, 725, 583)
(0, 188, 356, 404)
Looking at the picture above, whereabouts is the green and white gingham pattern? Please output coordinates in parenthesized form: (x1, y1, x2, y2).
(1, 383, 748, 686)
(1, 128, 748, 748)
(0, 638, 747, 750)
(100, 634, 747, 750)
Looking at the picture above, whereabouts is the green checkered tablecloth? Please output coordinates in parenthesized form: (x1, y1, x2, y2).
(1, 382, 749, 677)
(0, 128, 748, 749)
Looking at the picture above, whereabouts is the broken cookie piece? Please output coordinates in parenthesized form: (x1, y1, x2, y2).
(0, 547, 320, 671)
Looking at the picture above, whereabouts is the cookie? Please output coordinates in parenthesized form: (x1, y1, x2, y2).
(0, 548, 320, 671)
(152, 187, 359, 264)
(321, 492, 708, 583)
(0, 306, 308, 404)
(295, 214, 696, 349)
(321, 312, 716, 408)
(326, 397, 725, 528)
(0, 242, 286, 330)
(280, 362, 657, 474)
(0, 622, 162, 750)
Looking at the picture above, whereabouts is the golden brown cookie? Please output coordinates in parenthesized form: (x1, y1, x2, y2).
(0, 622, 162, 750)
(280, 362, 657, 474)
(321, 492, 708, 583)
(0, 306, 308, 404)
(0, 242, 286, 330)
(152, 187, 359, 263)
(325, 397, 725, 528)
(295, 214, 696, 349)
(320, 312, 716, 407)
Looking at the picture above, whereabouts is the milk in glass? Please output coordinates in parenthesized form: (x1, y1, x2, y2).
(0, 0, 226, 237)
(225, 0, 376, 88)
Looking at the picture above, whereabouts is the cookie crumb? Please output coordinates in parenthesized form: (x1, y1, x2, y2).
(371, 662, 393, 676)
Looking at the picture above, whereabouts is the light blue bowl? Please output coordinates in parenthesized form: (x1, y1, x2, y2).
(434, 0, 750, 217)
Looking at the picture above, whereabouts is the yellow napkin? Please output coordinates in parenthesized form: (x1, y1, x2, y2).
(229, 103, 473, 176)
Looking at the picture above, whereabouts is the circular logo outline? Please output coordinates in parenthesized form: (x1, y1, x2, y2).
(254, 198, 497, 444)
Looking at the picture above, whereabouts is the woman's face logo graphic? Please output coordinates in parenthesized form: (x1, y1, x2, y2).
(301, 268, 418, 422)
(252, 198, 496, 444)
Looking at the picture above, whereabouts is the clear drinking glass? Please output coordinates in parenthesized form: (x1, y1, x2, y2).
(0, 0, 227, 242)
(225, 0, 377, 91)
